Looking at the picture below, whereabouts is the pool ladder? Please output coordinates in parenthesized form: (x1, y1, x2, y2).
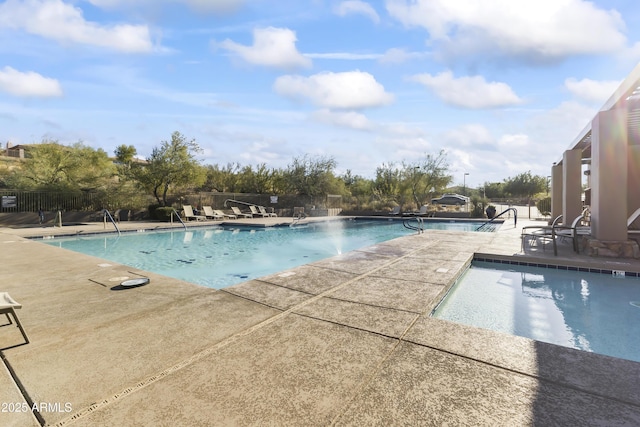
(475, 207, 518, 231)
(403, 217, 424, 234)
(171, 209, 187, 230)
(103, 209, 121, 235)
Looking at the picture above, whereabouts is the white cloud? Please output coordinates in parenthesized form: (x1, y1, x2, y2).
(386, 0, 626, 62)
(497, 133, 530, 149)
(378, 48, 428, 64)
(0, 66, 63, 97)
(215, 27, 311, 70)
(87, 0, 245, 13)
(565, 77, 621, 104)
(305, 52, 381, 60)
(0, 0, 154, 53)
(443, 124, 493, 147)
(311, 109, 373, 130)
(273, 70, 394, 109)
(334, 1, 380, 24)
(409, 71, 523, 109)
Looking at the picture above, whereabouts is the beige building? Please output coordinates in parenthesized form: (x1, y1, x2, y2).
(551, 62, 640, 257)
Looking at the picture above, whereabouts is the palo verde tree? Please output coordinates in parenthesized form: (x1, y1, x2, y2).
(132, 131, 205, 206)
(401, 150, 452, 210)
(281, 154, 344, 197)
(503, 171, 547, 199)
(8, 140, 115, 191)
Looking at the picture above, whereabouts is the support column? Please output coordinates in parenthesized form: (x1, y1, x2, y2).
(562, 149, 582, 226)
(591, 109, 627, 241)
(550, 163, 563, 221)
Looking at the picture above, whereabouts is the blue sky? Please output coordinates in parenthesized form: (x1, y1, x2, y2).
(1, 0, 640, 188)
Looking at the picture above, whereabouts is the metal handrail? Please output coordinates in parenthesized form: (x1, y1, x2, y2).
(403, 217, 424, 234)
(224, 199, 257, 208)
(171, 209, 187, 230)
(475, 207, 518, 231)
(103, 209, 121, 235)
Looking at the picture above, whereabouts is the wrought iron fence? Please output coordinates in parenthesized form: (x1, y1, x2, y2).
(0, 190, 101, 212)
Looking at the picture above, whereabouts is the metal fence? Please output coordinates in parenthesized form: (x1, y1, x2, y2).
(0, 189, 155, 213)
(0, 190, 102, 212)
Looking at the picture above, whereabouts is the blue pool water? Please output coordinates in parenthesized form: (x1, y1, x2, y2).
(432, 261, 640, 363)
(42, 219, 489, 289)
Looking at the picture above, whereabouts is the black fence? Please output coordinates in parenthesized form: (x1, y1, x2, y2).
(0, 190, 103, 212)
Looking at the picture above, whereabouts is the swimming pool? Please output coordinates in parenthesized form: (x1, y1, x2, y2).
(42, 219, 491, 289)
(432, 260, 640, 363)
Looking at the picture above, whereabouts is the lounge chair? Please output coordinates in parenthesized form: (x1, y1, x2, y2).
(202, 206, 223, 220)
(182, 205, 206, 221)
(249, 205, 269, 218)
(214, 209, 236, 219)
(389, 206, 401, 215)
(231, 206, 252, 218)
(408, 205, 431, 216)
(1, 292, 29, 344)
(258, 206, 277, 217)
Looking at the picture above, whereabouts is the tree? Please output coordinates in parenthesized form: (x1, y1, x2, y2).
(114, 144, 137, 164)
(281, 155, 342, 197)
(503, 171, 546, 199)
(199, 163, 240, 192)
(10, 140, 115, 191)
(401, 150, 452, 210)
(236, 164, 275, 194)
(132, 131, 205, 206)
(373, 163, 402, 205)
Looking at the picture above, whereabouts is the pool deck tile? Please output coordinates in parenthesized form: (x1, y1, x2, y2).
(0, 364, 40, 427)
(67, 315, 399, 427)
(334, 341, 640, 426)
(292, 296, 419, 338)
(2, 216, 640, 426)
(325, 275, 447, 313)
(370, 257, 468, 285)
(309, 250, 395, 275)
(405, 317, 640, 407)
(257, 265, 359, 295)
(225, 280, 313, 310)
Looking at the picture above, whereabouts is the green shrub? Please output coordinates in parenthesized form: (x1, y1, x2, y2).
(155, 206, 175, 221)
(536, 197, 551, 216)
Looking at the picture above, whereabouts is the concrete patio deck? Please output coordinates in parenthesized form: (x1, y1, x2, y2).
(1, 216, 640, 426)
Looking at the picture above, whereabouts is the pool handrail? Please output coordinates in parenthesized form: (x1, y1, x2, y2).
(103, 209, 121, 235)
(403, 217, 424, 234)
(171, 209, 187, 230)
(475, 207, 517, 231)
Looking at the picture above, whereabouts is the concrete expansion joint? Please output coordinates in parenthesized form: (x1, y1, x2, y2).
(1, 352, 45, 426)
(53, 241, 437, 426)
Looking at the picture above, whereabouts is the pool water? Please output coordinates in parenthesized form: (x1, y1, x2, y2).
(432, 261, 640, 363)
(43, 219, 488, 289)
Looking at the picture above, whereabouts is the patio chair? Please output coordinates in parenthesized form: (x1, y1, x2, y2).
(231, 206, 252, 218)
(258, 206, 277, 217)
(552, 209, 590, 255)
(202, 206, 223, 220)
(627, 207, 640, 238)
(249, 205, 269, 218)
(1, 292, 29, 344)
(521, 214, 563, 252)
(214, 209, 236, 219)
(182, 205, 206, 221)
(389, 206, 401, 215)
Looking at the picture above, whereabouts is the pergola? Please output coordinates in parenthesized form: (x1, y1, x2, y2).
(551, 62, 640, 257)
